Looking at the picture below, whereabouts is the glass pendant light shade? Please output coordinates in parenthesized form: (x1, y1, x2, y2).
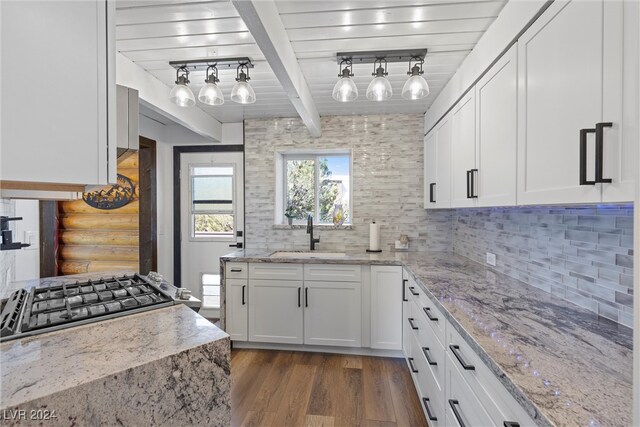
(231, 64, 256, 104)
(366, 75, 393, 101)
(198, 66, 224, 105)
(332, 76, 358, 102)
(402, 60, 430, 100)
(169, 68, 195, 107)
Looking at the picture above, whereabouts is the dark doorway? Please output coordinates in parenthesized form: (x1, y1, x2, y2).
(138, 136, 157, 275)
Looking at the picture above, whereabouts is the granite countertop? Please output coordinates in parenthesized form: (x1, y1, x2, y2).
(222, 250, 633, 426)
(1, 274, 229, 410)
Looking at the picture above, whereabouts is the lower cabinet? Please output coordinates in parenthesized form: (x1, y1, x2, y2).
(371, 265, 403, 350)
(248, 279, 304, 344)
(226, 279, 248, 341)
(304, 280, 361, 347)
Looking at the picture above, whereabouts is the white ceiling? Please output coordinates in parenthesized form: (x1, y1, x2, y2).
(115, 0, 506, 123)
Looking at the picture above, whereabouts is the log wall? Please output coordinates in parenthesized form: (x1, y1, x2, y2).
(58, 153, 140, 275)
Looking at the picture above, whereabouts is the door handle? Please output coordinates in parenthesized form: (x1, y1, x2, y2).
(422, 398, 437, 421)
(422, 347, 437, 365)
(449, 400, 467, 427)
(466, 170, 471, 198)
(229, 242, 243, 248)
(407, 357, 419, 373)
(423, 307, 438, 322)
(298, 287, 301, 307)
(408, 318, 419, 330)
(402, 279, 408, 302)
(449, 345, 475, 370)
(241, 285, 246, 305)
(305, 288, 308, 307)
(595, 122, 613, 183)
(579, 128, 596, 185)
(429, 183, 436, 203)
(469, 169, 478, 198)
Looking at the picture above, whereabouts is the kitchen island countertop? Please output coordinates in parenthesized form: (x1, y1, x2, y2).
(222, 250, 633, 427)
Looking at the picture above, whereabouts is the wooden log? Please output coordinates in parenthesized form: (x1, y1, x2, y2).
(60, 200, 139, 215)
(60, 260, 138, 275)
(60, 245, 139, 261)
(60, 230, 139, 246)
(59, 214, 139, 230)
(118, 152, 138, 169)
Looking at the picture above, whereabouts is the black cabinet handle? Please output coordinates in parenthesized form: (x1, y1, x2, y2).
(230, 268, 242, 272)
(409, 286, 419, 296)
(466, 170, 472, 198)
(407, 357, 419, 373)
(449, 345, 475, 370)
(402, 279, 408, 302)
(408, 318, 419, 330)
(504, 422, 520, 427)
(229, 242, 243, 248)
(423, 307, 438, 321)
(449, 400, 467, 427)
(422, 398, 437, 421)
(429, 183, 436, 203)
(241, 285, 246, 305)
(305, 288, 308, 307)
(298, 287, 301, 307)
(579, 128, 596, 185)
(595, 122, 613, 183)
(422, 347, 437, 365)
(469, 169, 478, 198)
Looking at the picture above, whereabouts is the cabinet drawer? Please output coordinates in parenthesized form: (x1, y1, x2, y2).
(413, 307, 446, 394)
(446, 351, 494, 427)
(409, 332, 445, 426)
(249, 263, 303, 281)
(304, 264, 361, 282)
(416, 293, 446, 348)
(226, 262, 248, 279)
(446, 325, 536, 426)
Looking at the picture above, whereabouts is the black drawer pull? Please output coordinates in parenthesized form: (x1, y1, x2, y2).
(241, 285, 246, 305)
(230, 268, 242, 272)
(449, 345, 475, 370)
(429, 182, 436, 203)
(504, 422, 520, 427)
(423, 306, 438, 321)
(466, 170, 472, 198)
(422, 347, 437, 365)
(422, 397, 437, 421)
(298, 287, 301, 307)
(305, 288, 308, 307)
(402, 279, 408, 302)
(469, 168, 478, 198)
(595, 122, 613, 183)
(408, 318, 418, 330)
(449, 399, 467, 427)
(579, 128, 596, 185)
(407, 357, 418, 373)
(409, 286, 419, 296)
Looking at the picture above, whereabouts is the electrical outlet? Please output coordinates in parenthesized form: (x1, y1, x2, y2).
(486, 252, 497, 267)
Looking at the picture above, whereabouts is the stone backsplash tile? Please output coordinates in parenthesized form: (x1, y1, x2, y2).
(453, 205, 634, 326)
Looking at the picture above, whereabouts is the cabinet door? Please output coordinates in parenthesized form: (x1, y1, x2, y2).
(476, 44, 518, 207)
(370, 266, 402, 350)
(435, 114, 453, 209)
(517, 0, 620, 205)
(226, 279, 248, 341)
(450, 91, 477, 208)
(424, 131, 437, 209)
(402, 275, 412, 356)
(248, 279, 303, 344)
(304, 281, 361, 347)
(0, 1, 115, 186)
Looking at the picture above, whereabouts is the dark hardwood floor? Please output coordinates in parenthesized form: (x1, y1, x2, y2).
(231, 349, 428, 427)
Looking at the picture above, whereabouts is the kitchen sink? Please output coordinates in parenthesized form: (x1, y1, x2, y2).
(270, 251, 347, 258)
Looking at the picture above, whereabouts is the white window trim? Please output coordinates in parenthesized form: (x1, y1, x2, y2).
(274, 149, 353, 226)
(189, 162, 236, 242)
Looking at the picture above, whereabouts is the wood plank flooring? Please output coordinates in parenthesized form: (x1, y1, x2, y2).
(231, 349, 428, 427)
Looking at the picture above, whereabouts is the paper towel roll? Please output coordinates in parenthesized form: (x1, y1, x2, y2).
(369, 221, 381, 251)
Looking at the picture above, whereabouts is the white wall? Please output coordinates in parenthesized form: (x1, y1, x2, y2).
(139, 115, 243, 282)
(13, 199, 39, 281)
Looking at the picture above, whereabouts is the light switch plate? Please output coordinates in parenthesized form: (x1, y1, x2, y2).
(486, 252, 497, 267)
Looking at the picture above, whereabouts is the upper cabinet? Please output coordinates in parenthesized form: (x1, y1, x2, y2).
(0, 0, 117, 192)
(517, 0, 626, 205)
(424, 114, 452, 209)
(425, 0, 637, 208)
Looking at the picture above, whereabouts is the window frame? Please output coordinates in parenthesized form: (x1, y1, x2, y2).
(279, 150, 353, 226)
(188, 162, 236, 242)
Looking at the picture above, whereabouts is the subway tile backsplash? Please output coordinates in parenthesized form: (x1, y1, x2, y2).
(453, 205, 634, 327)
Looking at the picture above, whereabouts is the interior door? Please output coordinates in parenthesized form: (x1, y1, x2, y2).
(180, 151, 244, 319)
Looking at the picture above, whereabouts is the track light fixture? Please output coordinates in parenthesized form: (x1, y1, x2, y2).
(198, 64, 224, 106)
(402, 57, 430, 100)
(332, 59, 358, 102)
(169, 66, 196, 107)
(231, 63, 256, 104)
(366, 58, 392, 101)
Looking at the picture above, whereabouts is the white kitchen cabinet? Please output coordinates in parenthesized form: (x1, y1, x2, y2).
(402, 274, 412, 356)
(476, 44, 518, 207)
(226, 279, 248, 341)
(0, 0, 116, 189)
(370, 265, 402, 350)
(424, 114, 453, 209)
(517, 0, 624, 205)
(303, 280, 361, 347)
(450, 91, 477, 208)
(248, 279, 303, 344)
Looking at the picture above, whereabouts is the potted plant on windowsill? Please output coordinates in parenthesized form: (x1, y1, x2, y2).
(284, 207, 295, 226)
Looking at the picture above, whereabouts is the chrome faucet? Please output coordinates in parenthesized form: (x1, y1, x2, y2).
(306, 214, 320, 251)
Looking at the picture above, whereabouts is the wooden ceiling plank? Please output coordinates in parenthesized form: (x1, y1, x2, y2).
(116, 17, 247, 39)
(116, 2, 239, 25)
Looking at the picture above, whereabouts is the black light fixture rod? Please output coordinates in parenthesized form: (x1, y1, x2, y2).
(336, 49, 427, 65)
(169, 57, 254, 71)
